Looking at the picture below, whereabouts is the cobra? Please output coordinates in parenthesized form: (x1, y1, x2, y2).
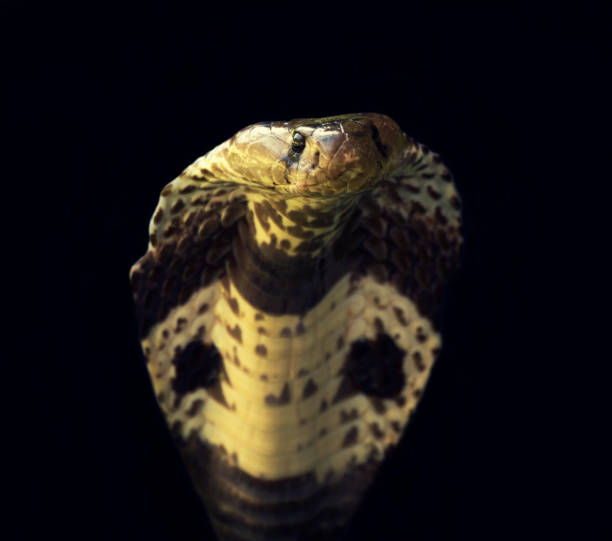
(130, 113, 462, 540)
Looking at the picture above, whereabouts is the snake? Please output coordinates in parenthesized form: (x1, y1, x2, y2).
(129, 113, 462, 540)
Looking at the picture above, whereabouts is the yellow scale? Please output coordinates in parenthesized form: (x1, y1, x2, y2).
(142, 272, 440, 483)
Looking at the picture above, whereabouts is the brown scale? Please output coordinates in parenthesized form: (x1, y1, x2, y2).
(176, 433, 385, 541)
(130, 192, 246, 337)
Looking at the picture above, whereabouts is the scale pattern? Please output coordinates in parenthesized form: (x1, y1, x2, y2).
(130, 113, 462, 540)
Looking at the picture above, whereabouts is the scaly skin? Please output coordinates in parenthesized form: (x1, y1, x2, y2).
(130, 113, 462, 540)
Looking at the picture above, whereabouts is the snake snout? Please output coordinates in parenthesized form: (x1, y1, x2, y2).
(220, 114, 406, 194)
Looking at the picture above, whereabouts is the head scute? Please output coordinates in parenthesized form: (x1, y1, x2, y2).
(198, 113, 408, 195)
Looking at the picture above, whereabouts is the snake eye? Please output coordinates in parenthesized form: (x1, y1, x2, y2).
(291, 131, 306, 153)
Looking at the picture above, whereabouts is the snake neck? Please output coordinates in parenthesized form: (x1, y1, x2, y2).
(229, 191, 362, 314)
(244, 191, 360, 260)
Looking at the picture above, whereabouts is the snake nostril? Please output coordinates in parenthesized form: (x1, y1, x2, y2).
(311, 150, 320, 170)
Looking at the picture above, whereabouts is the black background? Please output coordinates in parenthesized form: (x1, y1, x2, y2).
(7, 4, 609, 540)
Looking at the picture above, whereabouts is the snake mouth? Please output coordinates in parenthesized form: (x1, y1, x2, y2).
(280, 116, 396, 194)
(220, 113, 407, 195)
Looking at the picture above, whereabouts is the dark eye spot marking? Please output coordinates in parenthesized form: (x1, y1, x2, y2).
(346, 333, 405, 398)
(171, 340, 221, 395)
(370, 125, 389, 159)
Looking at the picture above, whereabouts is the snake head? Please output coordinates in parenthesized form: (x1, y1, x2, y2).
(216, 113, 407, 195)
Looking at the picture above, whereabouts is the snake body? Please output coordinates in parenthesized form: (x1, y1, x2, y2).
(130, 113, 462, 540)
